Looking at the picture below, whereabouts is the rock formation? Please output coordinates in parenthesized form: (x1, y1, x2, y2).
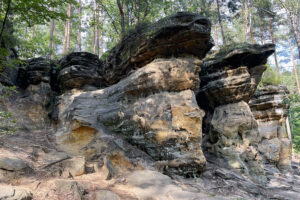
(56, 57, 206, 176)
(197, 43, 275, 183)
(58, 52, 102, 91)
(100, 12, 213, 86)
(0, 12, 299, 200)
(249, 85, 292, 170)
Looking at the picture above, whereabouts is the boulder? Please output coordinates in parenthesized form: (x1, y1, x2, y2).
(61, 156, 85, 178)
(54, 180, 83, 200)
(58, 52, 101, 91)
(0, 156, 29, 171)
(197, 43, 275, 109)
(101, 12, 213, 86)
(249, 85, 292, 169)
(55, 58, 206, 176)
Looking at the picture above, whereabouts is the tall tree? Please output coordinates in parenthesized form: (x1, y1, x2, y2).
(63, 3, 72, 54)
(49, 0, 55, 59)
(277, 0, 300, 57)
(216, 0, 226, 45)
(268, 17, 280, 75)
(116, 0, 125, 36)
(78, 0, 82, 52)
(289, 42, 300, 95)
(242, 0, 248, 41)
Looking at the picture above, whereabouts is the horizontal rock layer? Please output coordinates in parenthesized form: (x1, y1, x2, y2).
(55, 58, 206, 176)
(197, 43, 275, 109)
(249, 85, 292, 169)
(101, 12, 213, 86)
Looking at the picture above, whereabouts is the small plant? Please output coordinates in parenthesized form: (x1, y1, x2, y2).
(0, 111, 18, 136)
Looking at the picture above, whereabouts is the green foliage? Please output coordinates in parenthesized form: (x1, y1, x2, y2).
(285, 94, 300, 152)
(259, 66, 282, 87)
(0, 111, 18, 136)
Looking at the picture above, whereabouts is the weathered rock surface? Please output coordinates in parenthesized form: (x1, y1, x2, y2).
(0, 156, 29, 171)
(18, 58, 51, 88)
(101, 12, 213, 86)
(197, 43, 275, 109)
(249, 85, 292, 169)
(0, 12, 299, 200)
(0, 185, 32, 200)
(204, 101, 265, 183)
(58, 52, 102, 91)
(56, 57, 206, 176)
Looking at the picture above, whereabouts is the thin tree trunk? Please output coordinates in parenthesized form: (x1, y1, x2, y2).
(116, 0, 125, 36)
(290, 42, 300, 95)
(78, 0, 81, 52)
(289, 14, 300, 58)
(49, 0, 55, 59)
(93, 1, 99, 55)
(259, 24, 264, 45)
(66, 3, 71, 52)
(216, 0, 226, 45)
(100, 9, 104, 57)
(249, 9, 254, 43)
(269, 18, 280, 75)
(242, 0, 248, 42)
(0, 0, 11, 43)
(63, 4, 71, 54)
(214, 20, 219, 49)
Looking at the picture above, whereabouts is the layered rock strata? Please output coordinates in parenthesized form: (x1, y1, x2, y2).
(58, 52, 102, 91)
(249, 85, 292, 169)
(101, 12, 213, 86)
(197, 44, 275, 182)
(56, 57, 206, 176)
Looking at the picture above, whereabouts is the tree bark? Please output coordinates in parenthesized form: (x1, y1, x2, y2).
(269, 18, 280, 76)
(100, 9, 104, 57)
(289, 14, 300, 58)
(259, 24, 264, 45)
(242, 0, 248, 42)
(214, 20, 219, 49)
(216, 0, 226, 45)
(93, 1, 99, 56)
(49, 0, 55, 59)
(78, 0, 82, 52)
(0, 0, 11, 44)
(290, 42, 300, 95)
(63, 3, 72, 54)
(117, 0, 125, 36)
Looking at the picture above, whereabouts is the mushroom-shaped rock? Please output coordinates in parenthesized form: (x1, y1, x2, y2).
(58, 52, 102, 91)
(100, 12, 213, 86)
(197, 43, 275, 109)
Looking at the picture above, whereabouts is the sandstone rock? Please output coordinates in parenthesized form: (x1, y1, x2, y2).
(61, 156, 85, 178)
(204, 101, 265, 183)
(18, 58, 51, 88)
(127, 170, 228, 200)
(0, 157, 28, 171)
(54, 180, 83, 200)
(56, 58, 206, 175)
(249, 85, 292, 169)
(197, 43, 275, 109)
(101, 12, 213, 86)
(94, 190, 120, 200)
(58, 52, 101, 91)
(0, 186, 32, 200)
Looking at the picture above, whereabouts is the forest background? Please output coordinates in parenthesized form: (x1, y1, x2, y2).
(0, 0, 299, 151)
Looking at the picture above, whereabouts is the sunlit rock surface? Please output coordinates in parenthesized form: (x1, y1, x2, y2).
(100, 12, 213, 86)
(55, 58, 206, 176)
(249, 85, 292, 169)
